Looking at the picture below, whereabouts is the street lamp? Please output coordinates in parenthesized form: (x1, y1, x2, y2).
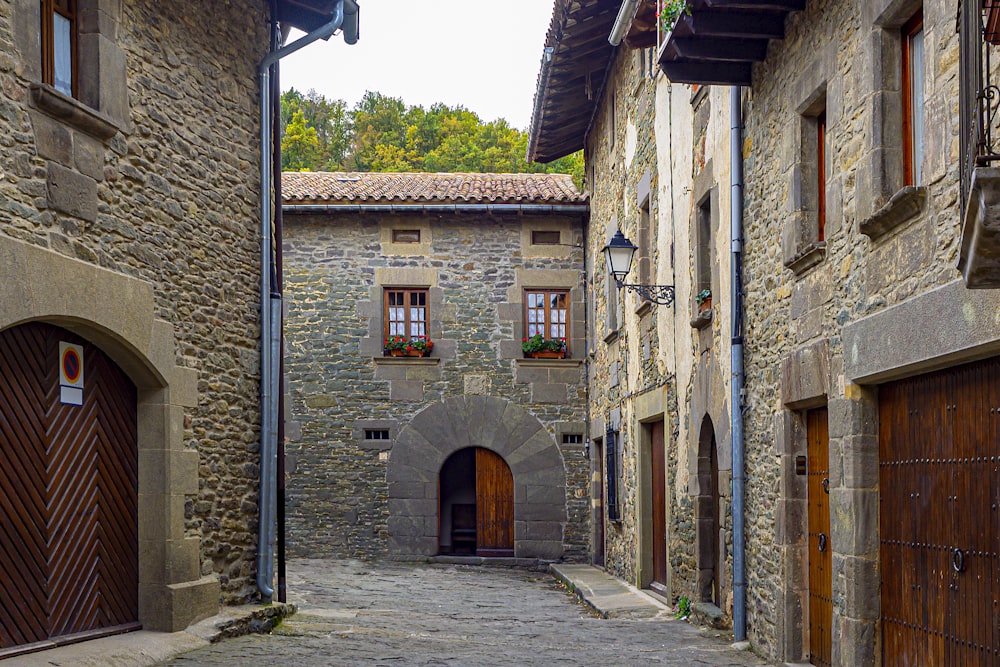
(601, 229, 676, 306)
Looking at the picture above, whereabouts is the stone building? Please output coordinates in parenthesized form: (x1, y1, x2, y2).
(527, 0, 742, 627)
(281, 171, 591, 562)
(0, 0, 353, 657)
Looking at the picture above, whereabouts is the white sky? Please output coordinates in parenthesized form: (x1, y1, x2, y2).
(279, 1, 557, 132)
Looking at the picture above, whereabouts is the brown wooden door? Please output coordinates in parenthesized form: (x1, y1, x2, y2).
(476, 448, 514, 556)
(880, 357, 1000, 666)
(0, 323, 138, 654)
(807, 408, 831, 667)
(594, 439, 605, 567)
(651, 421, 667, 593)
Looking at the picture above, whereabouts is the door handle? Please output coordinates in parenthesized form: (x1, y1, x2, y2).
(822, 477, 829, 494)
(953, 548, 965, 573)
(818, 533, 827, 552)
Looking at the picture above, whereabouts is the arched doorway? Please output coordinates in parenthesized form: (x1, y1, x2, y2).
(695, 415, 720, 606)
(0, 322, 139, 652)
(439, 447, 514, 556)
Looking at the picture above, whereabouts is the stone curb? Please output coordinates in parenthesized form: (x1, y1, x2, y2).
(14, 602, 297, 667)
(549, 563, 673, 620)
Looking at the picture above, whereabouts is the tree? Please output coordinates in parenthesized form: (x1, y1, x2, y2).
(281, 110, 322, 171)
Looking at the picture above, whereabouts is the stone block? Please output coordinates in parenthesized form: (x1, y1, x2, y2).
(389, 379, 424, 402)
(389, 535, 438, 556)
(525, 484, 566, 504)
(531, 382, 567, 404)
(165, 537, 201, 585)
(774, 408, 803, 457)
(515, 539, 563, 560)
(405, 364, 441, 382)
(842, 556, 879, 621)
(387, 515, 425, 538)
(830, 488, 879, 556)
(525, 520, 564, 541)
(841, 435, 879, 489)
(31, 111, 73, 165)
(781, 338, 830, 408)
(74, 132, 105, 181)
(515, 365, 549, 385)
(780, 455, 807, 499)
(776, 498, 806, 546)
(374, 363, 408, 381)
(388, 498, 437, 517)
(827, 395, 877, 439)
(838, 616, 876, 667)
(46, 161, 98, 222)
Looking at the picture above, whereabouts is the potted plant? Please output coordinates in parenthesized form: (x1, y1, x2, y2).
(384, 335, 434, 357)
(659, 0, 691, 34)
(522, 333, 567, 359)
(695, 288, 712, 313)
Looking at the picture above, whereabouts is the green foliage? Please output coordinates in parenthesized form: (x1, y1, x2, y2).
(674, 596, 691, 619)
(279, 89, 583, 188)
(659, 0, 691, 32)
(695, 288, 712, 304)
(521, 334, 566, 354)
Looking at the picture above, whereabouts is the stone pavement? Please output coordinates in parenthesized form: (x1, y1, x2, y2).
(157, 559, 773, 666)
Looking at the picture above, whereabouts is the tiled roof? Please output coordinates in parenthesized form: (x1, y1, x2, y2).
(282, 172, 586, 205)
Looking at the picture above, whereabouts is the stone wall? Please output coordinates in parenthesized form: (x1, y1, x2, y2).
(1, 0, 269, 615)
(283, 211, 590, 561)
(740, 0, 968, 662)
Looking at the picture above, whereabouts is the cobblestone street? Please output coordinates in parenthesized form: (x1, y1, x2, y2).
(159, 560, 772, 666)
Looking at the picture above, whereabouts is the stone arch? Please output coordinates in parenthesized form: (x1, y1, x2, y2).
(386, 395, 567, 560)
(695, 414, 721, 606)
(0, 236, 218, 632)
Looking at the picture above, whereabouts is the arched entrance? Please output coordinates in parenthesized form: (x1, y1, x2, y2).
(695, 415, 721, 606)
(386, 395, 566, 560)
(0, 322, 139, 651)
(439, 448, 514, 556)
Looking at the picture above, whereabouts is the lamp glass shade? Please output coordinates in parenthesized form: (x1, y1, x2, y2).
(602, 229, 637, 281)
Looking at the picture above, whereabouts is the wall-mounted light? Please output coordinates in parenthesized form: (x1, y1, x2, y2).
(601, 229, 676, 306)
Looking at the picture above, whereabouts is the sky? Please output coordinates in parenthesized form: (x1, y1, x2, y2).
(279, 1, 557, 132)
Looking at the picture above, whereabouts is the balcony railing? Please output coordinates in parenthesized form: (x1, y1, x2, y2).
(959, 0, 1000, 287)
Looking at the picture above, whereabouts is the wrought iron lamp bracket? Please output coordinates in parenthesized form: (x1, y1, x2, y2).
(615, 278, 676, 306)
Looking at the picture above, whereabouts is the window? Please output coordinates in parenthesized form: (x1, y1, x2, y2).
(365, 429, 390, 440)
(563, 434, 584, 445)
(525, 290, 569, 349)
(637, 197, 651, 288)
(606, 428, 620, 522)
(696, 197, 712, 296)
(531, 230, 561, 245)
(384, 288, 428, 340)
(902, 10, 924, 186)
(392, 229, 421, 244)
(817, 110, 827, 242)
(605, 270, 620, 334)
(41, 0, 77, 98)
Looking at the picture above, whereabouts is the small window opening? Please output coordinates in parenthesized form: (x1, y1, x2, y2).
(392, 229, 421, 244)
(531, 230, 561, 245)
(365, 429, 390, 440)
(562, 434, 584, 444)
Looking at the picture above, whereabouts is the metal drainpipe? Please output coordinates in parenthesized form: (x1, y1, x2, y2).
(730, 84, 747, 642)
(257, 0, 358, 601)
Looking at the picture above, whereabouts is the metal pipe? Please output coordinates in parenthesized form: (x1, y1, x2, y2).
(257, 0, 356, 602)
(609, 0, 641, 46)
(282, 203, 590, 214)
(729, 84, 747, 642)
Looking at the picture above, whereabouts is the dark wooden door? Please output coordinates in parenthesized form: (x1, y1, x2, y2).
(651, 421, 667, 593)
(0, 323, 139, 654)
(880, 357, 1000, 666)
(807, 408, 831, 667)
(594, 439, 605, 567)
(476, 448, 514, 556)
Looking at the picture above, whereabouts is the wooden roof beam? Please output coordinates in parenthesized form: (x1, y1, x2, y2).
(687, 10, 786, 40)
(666, 37, 770, 62)
(658, 60, 753, 86)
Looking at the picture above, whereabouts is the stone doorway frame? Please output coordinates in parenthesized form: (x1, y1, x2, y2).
(386, 395, 566, 560)
(0, 237, 218, 632)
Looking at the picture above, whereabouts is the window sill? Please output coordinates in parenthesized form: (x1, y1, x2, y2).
(373, 357, 440, 365)
(603, 329, 620, 345)
(634, 299, 653, 317)
(690, 307, 713, 330)
(959, 167, 1000, 287)
(784, 241, 826, 276)
(29, 83, 121, 141)
(515, 358, 583, 368)
(859, 185, 926, 241)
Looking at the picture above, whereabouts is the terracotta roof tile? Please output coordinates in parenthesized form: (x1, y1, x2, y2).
(282, 172, 586, 205)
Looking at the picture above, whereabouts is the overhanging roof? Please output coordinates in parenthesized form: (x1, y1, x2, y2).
(657, 0, 804, 86)
(527, 0, 620, 164)
(276, 0, 340, 33)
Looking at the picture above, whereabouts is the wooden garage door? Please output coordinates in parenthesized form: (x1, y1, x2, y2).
(880, 356, 1000, 666)
(0, 323, 139, 655)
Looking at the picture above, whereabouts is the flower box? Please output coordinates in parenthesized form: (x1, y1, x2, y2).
(528, 350, 566, 360)
(389, 348, 431, 358)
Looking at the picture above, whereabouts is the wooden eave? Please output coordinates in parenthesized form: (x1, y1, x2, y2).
(527, 0, 620, 164)
(276, 0, 339, 33)
(657, 0, 805, 86)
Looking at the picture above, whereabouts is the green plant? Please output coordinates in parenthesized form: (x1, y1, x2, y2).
(384, 335, 433, 353)
(695, 288, 712, 305)
(659, 0, 691, 33)
(674, 596, 691, 619)
(521, 333, 566, 354)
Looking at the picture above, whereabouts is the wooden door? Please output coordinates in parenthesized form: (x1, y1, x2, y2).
(880, 357, 1000, 666)
(594, 439, 605, 567)
(0, 323, 139, 655)
(651, 421, 667, 593)
(807, 408, 831, 667)
(476, 448, 513, 556)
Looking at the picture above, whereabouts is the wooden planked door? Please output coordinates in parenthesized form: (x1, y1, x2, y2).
(880, 357, 1000, 666)
(594, 439, 605, 567)
(0, 323, 139, 654)
(651, 421, 667, 593)
(475, 448, 514, 556)
(807, 407, 832, 667)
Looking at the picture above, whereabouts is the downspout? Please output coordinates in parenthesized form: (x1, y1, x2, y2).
(730, 85, 747, 642)
(257, 0, 359, 602)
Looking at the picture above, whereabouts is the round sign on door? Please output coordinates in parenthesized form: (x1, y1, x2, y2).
(59, 341, 84, 405)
